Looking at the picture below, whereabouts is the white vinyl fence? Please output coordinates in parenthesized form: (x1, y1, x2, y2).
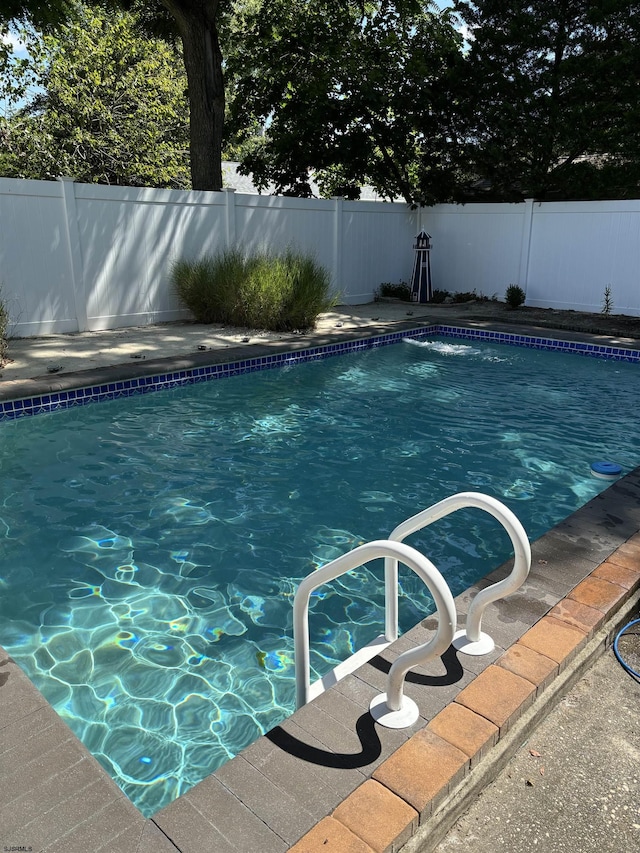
(0, 177, 419, 337)
(422, 198, 640, 316)
(2, 178, 640, 338)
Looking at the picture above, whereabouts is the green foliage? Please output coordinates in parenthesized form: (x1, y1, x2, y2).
(431, 289, 450, 304)
(0, 3, 190, 187)
(454, 0, 640, 201)
(377, 282, 411, 301)
(171, 248, 337, 332)
(0, 0, 74, 30)
(0, 286, 8, 367)
(450, 288, 494, 303)
(225, 0, 465, 205)
(6, 0, 638, 202)
(602, 285, 614, 316)
(229, 0, 640, 202)
(505, 284, 526, 309)
(2, 0, 227, 191)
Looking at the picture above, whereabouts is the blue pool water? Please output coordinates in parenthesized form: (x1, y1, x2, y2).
(1, 334, 639, 815)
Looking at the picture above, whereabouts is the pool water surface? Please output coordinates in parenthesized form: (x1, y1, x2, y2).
(1, 334, 639, 815)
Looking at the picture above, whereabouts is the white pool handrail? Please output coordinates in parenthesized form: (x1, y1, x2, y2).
(293, 539, 456, 726)
(385, 491, 531, 655)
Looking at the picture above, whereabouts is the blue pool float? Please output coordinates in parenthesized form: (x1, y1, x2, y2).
(590, 461, 622, 479)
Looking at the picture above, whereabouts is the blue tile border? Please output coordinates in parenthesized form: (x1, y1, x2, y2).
(436, 325, 640, 362)
(2, 324, 640, 421)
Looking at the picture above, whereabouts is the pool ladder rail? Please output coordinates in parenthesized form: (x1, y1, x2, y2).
(293, 491, 531, 728)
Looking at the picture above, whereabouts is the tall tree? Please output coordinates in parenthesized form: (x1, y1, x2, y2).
(225, 0, 465, 205)
(157, 0, 225, 190)
(454, 0, 640, 200)
(0, 3, 190, 187)
(3, 0, 227, 191)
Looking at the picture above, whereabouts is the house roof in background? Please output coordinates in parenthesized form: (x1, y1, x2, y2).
(221, 161, 396, 202)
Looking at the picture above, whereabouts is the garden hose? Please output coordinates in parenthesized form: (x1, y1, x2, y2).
(613, 617, 640, 680)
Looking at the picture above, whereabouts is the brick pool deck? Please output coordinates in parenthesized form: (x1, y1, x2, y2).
(1, 319, 639, 852)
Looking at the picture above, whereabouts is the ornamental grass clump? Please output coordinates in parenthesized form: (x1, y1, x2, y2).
(276, 251, 338, 331)
(0, 287, 9, 367)
(172, 248, 337, 331)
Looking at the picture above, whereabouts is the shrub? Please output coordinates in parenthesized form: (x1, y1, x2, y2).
(505, 284, 526, 309)
(430, 289, 450, 303)
(451, 290, 479, 303)
(377, 281, 411, 301)
(276, 252, 339, 331)
(601, 285, 614, 316)
(171, 248, 337, 332)
(0, 287, 8, 368)
(449, 288, 495, 303)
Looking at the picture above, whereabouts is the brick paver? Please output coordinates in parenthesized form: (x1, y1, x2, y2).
(601, 536, 640, 572)
(454, 665, 535, 733)
(287, 816, 375, 853)
(568, 576, 628, 613)
(427, 703, 498, 766)
(518, 615, 587, 666)
(372, 729, 468, 819)
(593, 561, 640, 589)
(496, 643, 558, 693)
(548, 597, 605, 636)
(332, 780, 418, 853)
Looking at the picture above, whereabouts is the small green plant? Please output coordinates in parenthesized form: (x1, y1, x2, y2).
(451, 289, 479, 303)
(431, 289, 450, 304)
(505, 284, 526, 309)
(376, 281, 411, 301)
(0, 286, 8, 368)
(601, 285, 614, 316)
(171, 248, 337, 332)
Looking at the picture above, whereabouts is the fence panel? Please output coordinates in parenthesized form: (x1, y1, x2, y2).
(342, 201, 419, 304)
(422, 203, 526, 299)
(0, 179, 78, 336)
(526, 200, 640, 315)
(233, 193, 337, 288)
(75, 184, 227, 330)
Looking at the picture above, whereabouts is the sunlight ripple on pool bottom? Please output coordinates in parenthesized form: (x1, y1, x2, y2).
(1, 335, 639, 815)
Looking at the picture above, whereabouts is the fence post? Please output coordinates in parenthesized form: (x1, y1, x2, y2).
(332, 196, 344, 297)
(223, 188, 237, 249)
(57, 176, 88, 332)
(518, 197, 535, 296)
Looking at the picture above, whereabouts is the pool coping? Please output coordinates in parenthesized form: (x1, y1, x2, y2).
(1, 326, 640, 851)
(2, 319, 640, 416)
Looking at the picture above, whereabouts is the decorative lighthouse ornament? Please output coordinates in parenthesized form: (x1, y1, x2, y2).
(410, 230, 433, 303)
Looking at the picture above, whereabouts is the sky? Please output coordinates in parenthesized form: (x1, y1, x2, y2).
(1, 28, 30, 116)
(2, 27, 26, 56)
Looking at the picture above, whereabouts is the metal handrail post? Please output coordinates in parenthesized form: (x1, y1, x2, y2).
(293, 539, 455, 714)
(388, 491, 531, 654)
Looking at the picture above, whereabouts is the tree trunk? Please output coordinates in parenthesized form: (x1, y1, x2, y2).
(161, 0, 224, 191)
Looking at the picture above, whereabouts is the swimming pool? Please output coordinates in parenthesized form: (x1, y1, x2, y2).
(1, 329, 639, 816)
